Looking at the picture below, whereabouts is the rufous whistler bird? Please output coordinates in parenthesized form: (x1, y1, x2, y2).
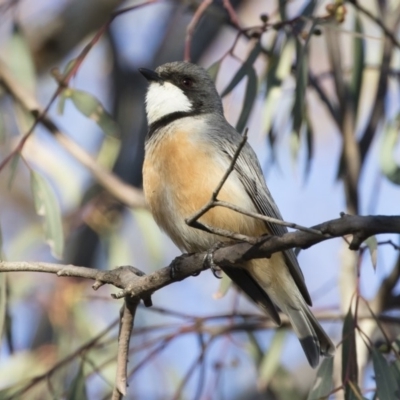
(139, 61, 335, 368)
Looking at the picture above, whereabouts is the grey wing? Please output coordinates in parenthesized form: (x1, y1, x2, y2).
(217, 128, 312, 306)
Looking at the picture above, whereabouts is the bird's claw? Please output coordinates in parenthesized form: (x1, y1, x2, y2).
(203, 243, 223, 279)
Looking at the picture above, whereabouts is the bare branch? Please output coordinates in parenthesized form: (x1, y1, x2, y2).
(112, 298, 140, 399)
(185, 0, 214, 62)
(1, 214, 399, 301)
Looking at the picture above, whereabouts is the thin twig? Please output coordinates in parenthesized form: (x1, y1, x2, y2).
(186, 131, 248, 226)
(184, 0, 213, 61)
(112, 297, 140, 399)
(214, 200, 325, 235)
(222, 0, 241, 29)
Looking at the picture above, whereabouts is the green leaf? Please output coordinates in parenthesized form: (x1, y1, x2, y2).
(380, 118, 400, 185)
(213, 272, 231, 299)
(222, 41, 262, 97)
(258, 329, 286, 390)
(235, 66, 258, 133)
(291, 38, 309, 160)
(68, 89, 119, 137)
(341, 309, 359, 400)
(30, 170, 64, 259)
(0, 275, 6, 344)
(307, 357, 334, 400)
(7, 154, 20, 190)
(0, 111, 5, 144)
(63, 58, 78, 78)
(7, 24, 36, 93)
(304, 114, 314, 181)
(67, 363, 88, 400)
(7, 24, 36, 134)
(57, 90, 68, 115)
(246, 332, 264, 366)
(350, 16, 364, 119)
(207, 60, 222, 82)
(0, 225, 6, 342)
(364, 236, 378, 270)
(262, 38, 295, 134)
(390, 359, 400, 383)
(372, 348, 400, 400)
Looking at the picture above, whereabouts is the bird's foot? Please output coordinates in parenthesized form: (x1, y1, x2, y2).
(203, 243, 223, 279)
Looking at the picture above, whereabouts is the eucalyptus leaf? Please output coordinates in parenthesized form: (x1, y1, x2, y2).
(380, 119, 400, 185)
(350, 16, 365, 119)
(7, 154, 20, 190)
(207, 59, 222, 82)
(307, 357, 334, 400)
(69, 89, 119, 137)
(222, 41, 262, 97)
(304, 114, 314, 181)
(30, 170, 64, 259)
(7, 24, 36, 93)
(67, 363, 88, 400)
(364, 236, 378, 270)
(258, 329, 286, 390)
(291, 38, 309, 160)
(236, 67, 258, 133)
(371, 348, 400, 400)
(342, 309, 359, 400)
(0, 273, 6, 343)
(263, 38, 295, 134)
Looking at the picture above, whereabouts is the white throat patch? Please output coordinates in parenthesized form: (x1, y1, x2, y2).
(145, 81, 193, 125)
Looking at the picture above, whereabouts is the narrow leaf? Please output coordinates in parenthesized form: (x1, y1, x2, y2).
(364, 236, 378, 270)
(62, 58, 78, 78)
(350, 16, 364, 119)
(30, 170, 64, 258)
(0, 223, 6, 341)
(7, 24, 36, 93)
(392, 359, 400, 381)
(380, 119, 400, 185)
(258, 329, 286, 390)
(0, 111, 5, 144)
(57, 91, 68, 115)
(246, 332, 264, 366)
(307, 357, 334, 400)
(8, 24, 36, 133)
(213, 272, 231, 299)
(291, 38, 309, 160)
(68, 363, 88, 400)
(262, 38, 295, 134)
(7, 154, 20, 190)
(222, 41, 262, 97)
(304, 114, 314, 181)
(235, 67, 258, 133)
(371, 348, 400, 400)
(69, 89, 119, 137)
(207, 60, 222, 82)
(342, 309, 358, 400)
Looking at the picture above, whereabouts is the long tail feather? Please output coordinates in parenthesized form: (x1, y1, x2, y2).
(284, 299, 335, 368)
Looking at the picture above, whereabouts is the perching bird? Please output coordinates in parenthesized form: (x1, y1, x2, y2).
(139, 61, 335, 367)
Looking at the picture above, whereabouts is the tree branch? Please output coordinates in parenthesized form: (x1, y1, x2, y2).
(1, 214, 399, 300)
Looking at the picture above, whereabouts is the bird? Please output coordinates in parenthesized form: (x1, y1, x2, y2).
(139, 61, 335, 368)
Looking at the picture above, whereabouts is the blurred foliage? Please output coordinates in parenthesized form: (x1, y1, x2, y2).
(0, 0, 399, 399)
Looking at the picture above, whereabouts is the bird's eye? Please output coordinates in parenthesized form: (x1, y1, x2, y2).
(182, 77, 194, 88)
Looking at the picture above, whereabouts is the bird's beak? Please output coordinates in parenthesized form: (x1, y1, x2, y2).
(139, 68, 163, 83)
